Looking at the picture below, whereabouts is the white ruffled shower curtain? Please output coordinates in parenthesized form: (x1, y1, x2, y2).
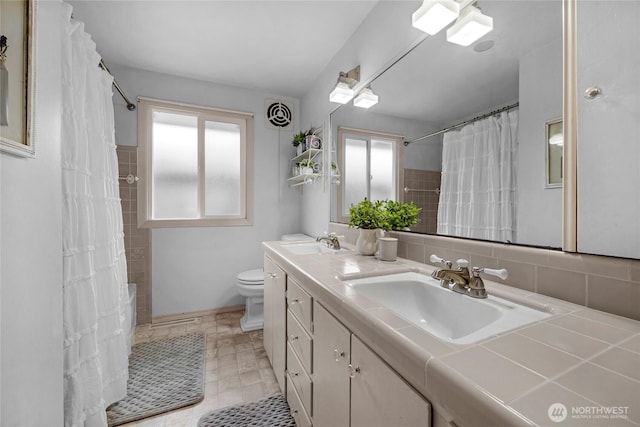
(437, 110, 518, 242)
(61, 4, 131, 426)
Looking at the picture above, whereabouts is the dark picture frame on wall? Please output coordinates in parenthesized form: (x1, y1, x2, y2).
(0, 0, 36, 158)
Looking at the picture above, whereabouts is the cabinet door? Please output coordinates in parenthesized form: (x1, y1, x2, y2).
(350, 336, 431, 427)
(313, 302, 350, 427)
(263, 256, 286, 392)
(263, 256, 275, 362)
(576, 1, 640, 258)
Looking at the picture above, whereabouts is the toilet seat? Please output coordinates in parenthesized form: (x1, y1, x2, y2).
(237, 268, 264, 286)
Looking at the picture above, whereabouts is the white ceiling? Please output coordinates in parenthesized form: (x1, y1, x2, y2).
(67, 0, 379, 98)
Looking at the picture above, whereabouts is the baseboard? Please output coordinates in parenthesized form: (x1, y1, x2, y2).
(149, 304, 245, 326)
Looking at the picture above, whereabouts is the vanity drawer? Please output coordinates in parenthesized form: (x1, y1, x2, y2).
(287, 342, 312, 415)
(287, 310, 313, 373)
(287, 278, 313, 332)
(287, 374, 313, 427)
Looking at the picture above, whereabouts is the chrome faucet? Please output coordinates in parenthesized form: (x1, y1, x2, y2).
(430, 254, 508, 299)
(316, 233, 341, 250)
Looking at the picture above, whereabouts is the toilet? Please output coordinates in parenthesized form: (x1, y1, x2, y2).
(237, 234, 312, 332)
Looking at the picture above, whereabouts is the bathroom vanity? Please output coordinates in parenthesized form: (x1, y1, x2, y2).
(263, 241, 640, 427)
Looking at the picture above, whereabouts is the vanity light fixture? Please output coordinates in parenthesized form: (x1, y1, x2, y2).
(412, 0, 460, 35)
(353, 87, 379, 109)
(329, 65, 360, 104)
(446, 5, 493, 47)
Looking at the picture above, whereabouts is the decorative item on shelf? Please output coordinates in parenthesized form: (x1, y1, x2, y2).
(348, 198, 386, 256)
(305, 129, 321, 149)
(382, 200, 421, 231)
(299, 158, 316, 175)
(292, 127, 320, 155)
(292, 130, 307, 156)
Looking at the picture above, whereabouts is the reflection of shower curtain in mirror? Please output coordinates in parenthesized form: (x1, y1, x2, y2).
(437, 110, 518, 242)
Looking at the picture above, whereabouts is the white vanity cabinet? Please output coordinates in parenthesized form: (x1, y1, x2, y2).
(286, 278, 314, 426)
(313, 301, 431, 427)
(263, 256, 286, 392)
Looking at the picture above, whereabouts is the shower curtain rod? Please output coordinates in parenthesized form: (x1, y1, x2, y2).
(99, 59, 136, 111)
(404, 102, 519, 146)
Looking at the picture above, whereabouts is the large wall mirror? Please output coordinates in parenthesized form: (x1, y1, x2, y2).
(330, 0, 564, 249)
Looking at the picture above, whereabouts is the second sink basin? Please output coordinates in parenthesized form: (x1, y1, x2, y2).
(345, 272, 551, 344)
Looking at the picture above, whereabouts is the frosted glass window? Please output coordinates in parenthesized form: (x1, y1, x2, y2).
(138, 98, 253, 227)
(152, 112, 198, 219)
(344, 138, 368, 215)
(205, 121, 242, 216)
(370, 139, 395, 201)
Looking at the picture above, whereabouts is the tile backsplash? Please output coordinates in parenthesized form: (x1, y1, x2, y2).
(329, 223, 640, 321)
(117, 146, 151, 325)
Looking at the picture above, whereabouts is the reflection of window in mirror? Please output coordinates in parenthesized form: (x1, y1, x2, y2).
(546, 118, 563, 188)
(336, 127, 403, 222)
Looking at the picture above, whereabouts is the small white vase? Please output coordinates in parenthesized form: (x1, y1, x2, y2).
(356, 228, 378, 256)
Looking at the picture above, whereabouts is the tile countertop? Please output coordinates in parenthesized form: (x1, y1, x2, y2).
(262, 241, 640, 427)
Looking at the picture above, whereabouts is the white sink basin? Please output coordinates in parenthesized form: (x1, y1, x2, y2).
(345, 272, 550, 344)
(282, 241, 347, 255)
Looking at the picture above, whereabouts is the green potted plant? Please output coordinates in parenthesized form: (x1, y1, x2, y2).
(349, 198, 387, 255)
(299, 158, 316, 175)
(292, 131, 307, 155)
(382, 200, 421, 231)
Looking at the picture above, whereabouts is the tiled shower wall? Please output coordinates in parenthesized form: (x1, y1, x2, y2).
(329, 222, 640, 321)
(117, 146, 151, 325)
(403, 169, 441, 234)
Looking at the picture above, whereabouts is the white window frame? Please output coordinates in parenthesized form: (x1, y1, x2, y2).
(137, 97, 254, 227)
(336, 126, 404, 223)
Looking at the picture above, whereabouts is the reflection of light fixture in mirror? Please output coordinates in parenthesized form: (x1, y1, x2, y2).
(329, 65, 360, 104)
(412, 0, 460, 35)
(446, 5, 493, 46)
(353, 87, 378, 109)
(549, 133, 564, 146)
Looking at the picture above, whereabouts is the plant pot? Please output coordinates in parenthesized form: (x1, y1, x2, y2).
(301, 166, 314, 175)
(356, 228, 378, 256)
(296, 144, 304, 156)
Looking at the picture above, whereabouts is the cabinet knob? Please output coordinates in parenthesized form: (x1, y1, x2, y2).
(291, 371, 299, 377)
(289, 298, 301, 305)
(289, 334, 299, 341)
(584, 86, 602, 100)
(348, 364, 361, 378)
(267, 272, 277, 278)
(334, 349, 346, 361)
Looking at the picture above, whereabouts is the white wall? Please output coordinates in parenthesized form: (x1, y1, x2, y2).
(299, 1, 427, 237)
(516, 38, 563, 247)
(0, 0, 64, 424)
(108, 64, 300, 317)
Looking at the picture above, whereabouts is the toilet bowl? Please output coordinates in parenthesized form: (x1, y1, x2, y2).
(237, 268, 266, 332)
(237, 234, 312, 332)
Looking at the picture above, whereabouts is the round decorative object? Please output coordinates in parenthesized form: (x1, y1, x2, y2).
(306, 135, 321, 149)
(356, 229, 378, 256)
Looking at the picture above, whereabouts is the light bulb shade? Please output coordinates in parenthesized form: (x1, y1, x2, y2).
(412, 0, 460, 35)
(446, 5, 493, 47)
(329, 82, 354, 104)
(353, 88, 379, 108)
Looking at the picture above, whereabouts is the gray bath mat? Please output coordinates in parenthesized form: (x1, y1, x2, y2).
(107, 332, 205, 426)
(197, 393, 296, 427)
